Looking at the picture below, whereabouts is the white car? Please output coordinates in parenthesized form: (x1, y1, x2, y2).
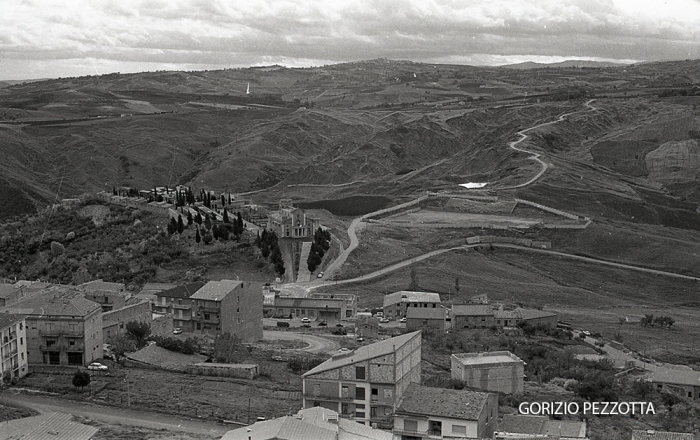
(173, 328, 183, 335)
(337, 348, 351, 353)
(399, 317, 407, 323)
(301, 317, 311, 323)
(379, 318, 390, 323)
(87, 362, 108, 371)
(317, 272, 324, 278)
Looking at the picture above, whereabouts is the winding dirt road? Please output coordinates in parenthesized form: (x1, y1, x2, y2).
(503, 99, 597, 189)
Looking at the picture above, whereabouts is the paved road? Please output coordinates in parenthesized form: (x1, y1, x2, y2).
(503, 99, 597, 189)
(320, 217, 363, 281)
(2, 390, 230, 436)
(263, 330, 340, 355)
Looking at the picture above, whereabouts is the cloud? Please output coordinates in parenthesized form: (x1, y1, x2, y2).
(1, 0, 699, 79)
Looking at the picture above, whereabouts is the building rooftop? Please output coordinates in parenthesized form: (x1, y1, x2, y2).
(494, 310, 521, 320)
(2, 291, 101, 317)
(516, 308, 558, 320)
(406, 307, 446, 320)
(275, 297, 347, 309)
(383, 291, 441, 307)
(651, 368, 700, 387)
(498, 415, 587, 438)
(80, 279, 125, 292)
(2, 412, 99, 440)
(221, 416, 337, 440)
(303, 331, 421, 377)
(452, 351, 525, 366)
(452, 304, 494, 316)
(140, 283, 178, 292)
(156, 282, 206, 299)
(0, 313, 24, 329)
(0, 284, 18, 299)
(189, 280, 241, 301)
(631, 431, 695, 440)
(395, 384, 491, 420)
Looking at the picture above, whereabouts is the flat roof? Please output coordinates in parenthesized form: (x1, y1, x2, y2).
(452, 351, 525, 366)
(189, 280, 242, 301)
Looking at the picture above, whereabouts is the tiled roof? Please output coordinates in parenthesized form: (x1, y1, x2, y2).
(18, 412, 99, 440)
(0, 284, 17, 299)
(396, 384, 490, 420)
(383, 291, 441, 307)
(0, 313, 23, 329)
(221, 416, 337, 440)
(406, 307, 446, 319)
(140, 283, 178, 292)
(651, 368, 700, 387)
(189, 280, 241, 301)
(631, 431, 695, 440)
(80, 279, 125, 292)
(156, 282, 206, 299)
(2, 292, 101, 317)
(497, 414, 547, 434)
(303, 331, 421, 377)
(452, 304, 494, 316)
(543, 419, 587, 438)
(494, 310, 521, 320)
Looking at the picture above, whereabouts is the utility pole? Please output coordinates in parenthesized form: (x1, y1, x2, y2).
(127, 372, 131, 406)
(247, 397, 251, 424)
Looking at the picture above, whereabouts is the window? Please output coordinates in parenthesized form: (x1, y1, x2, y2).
(404, 419, 418, 432)
(355, 387, 365, 400)
(20, 353, 23, 360)
(341, 403, 349, 414)
(432, 304, 436, 308)
(204, 313, 210, 320)
(356, 366, 365, 380)
(196, 323, 201, 330)
(46, 340, 56, 348)
(452, 425, 467, 434)
(689, 391, 693, 398)
(341, 386, 349, 397)
(371, 388, 378, 401)
(19, 323, 23, 330)
(355, 411, 365, 418)
(314, 384, 321, 396)
(370, 407, 377, 417)
(313, 401, 320, 407)
(20, 337, 23, 346)
(69, 340, 75, 346)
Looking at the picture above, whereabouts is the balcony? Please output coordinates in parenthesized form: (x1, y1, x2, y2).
(173, 303, 192, 310)
(38, 330, 62, 337)
(392, 428, 428, 438)
(303, 393, 353, 402)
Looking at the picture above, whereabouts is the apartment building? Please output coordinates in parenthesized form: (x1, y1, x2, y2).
(153, 282, 206, 331)
(0, 314, 28, 380)
(302, 331, 422, 429)
(2, 290, 103, 366)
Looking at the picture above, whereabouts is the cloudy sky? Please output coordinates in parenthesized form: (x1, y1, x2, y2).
(2, 0, 699, 80)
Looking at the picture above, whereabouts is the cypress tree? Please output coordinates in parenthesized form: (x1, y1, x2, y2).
(187, 210, 193, 226)
(237, 212, 243, 229)
(195, 212, 202, 225)
(177, 215, 184, 234)
(223, 208, 230, 223)
(195, 227, 201, 244)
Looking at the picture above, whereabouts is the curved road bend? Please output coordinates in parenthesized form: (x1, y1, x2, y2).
(503, 99, 597, 189)
(2, 391, 230, 436)
(263, 331, 340, 354)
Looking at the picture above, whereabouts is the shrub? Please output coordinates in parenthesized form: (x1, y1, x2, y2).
(72, 370, 91, 388)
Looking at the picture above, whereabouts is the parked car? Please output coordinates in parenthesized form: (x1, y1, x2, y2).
(318, 321, 328, 327)
(336, 323, 344, 327)
(271, 355, 288, 362)
(356, 337, 365, 342)
(379, 318, 390, 323)
(399, 318, 407, 323)
(276, 321, 290, 328)
(337, 348, 351, 353)
(317, 272, 324, 278)
(301, 317, 311, 323)
(87, 362, 108, 371)
(173, 328, 183, 335)
(302, 323, 311, 328)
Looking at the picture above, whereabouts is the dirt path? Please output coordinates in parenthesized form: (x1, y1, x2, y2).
(502, 99, 597, 189)
(318, 217, 364, 281)
(2, 391, 229, 436)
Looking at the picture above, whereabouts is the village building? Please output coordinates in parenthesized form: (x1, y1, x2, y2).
(382, 291, 441, 320)
(650, 369, 700, 400)
(153, 281, 206, 330)
(267, 199, 320, 238)
(0, 412, 99, 440)
(393, 384, 498, 439)
(102, 298, 153, 340)
(355, 316, 380, 339)
(302, 331, 422, 429)
(406, 307, 447, 332)
(1, 288, 103, 366)
(0, 281, 51, 307)
(451, 351, 525, 394)
(0, 314, 28, 381)
(308, 293, 358, 319)
(496, 415, 588, 439)
(221, 407, 393, 440)
(269, 297, 350, 321)
(189, 280, 263, 342)
(79, 279, 128, 312)
(452, 305, 496, 329)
